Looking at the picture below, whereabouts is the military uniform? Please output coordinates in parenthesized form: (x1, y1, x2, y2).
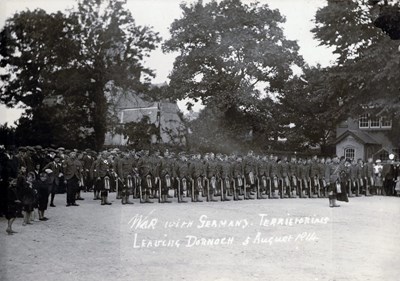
(189, 156, 204, 202)
(118, 154, 135, 204)
(176, 156, 190, 203)
(232, 158, 244, 200)
(93, 156, 112, 205)
(205, 156, 219, 202)
(138, 154, 154, 203)
(243, 155, 256, 200)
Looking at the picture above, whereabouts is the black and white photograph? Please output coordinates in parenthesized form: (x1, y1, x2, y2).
(1, 0, 400, 280)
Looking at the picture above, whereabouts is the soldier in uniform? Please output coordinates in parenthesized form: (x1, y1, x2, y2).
(243, 151, 256, 200)
(189, 153, 204, 202)
(205, 153, 219, 202)
(159, 151, 173, 203)
(218, 154, 232, 201)
(297, 158, 308, 198)
(82, 149, 95, 192)
(137, 151, 154, 203)
(289, 156, 298, 198)
(176, 153, 189, 203)
(280, 156, 291, 198)
(310, 156, 320, 198)
(257, 155, 269, 199)
(232, 155, 244, 200)
(118, 152, 135, 204)
(326, 155, 344, 208)
(269, 155, 280, 199)
(63, 151, 83, 207)
(93, 152, 112, 205)
(318, 157, 328, 198)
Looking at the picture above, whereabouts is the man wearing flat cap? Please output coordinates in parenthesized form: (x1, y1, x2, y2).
(63, 151, 83, 207)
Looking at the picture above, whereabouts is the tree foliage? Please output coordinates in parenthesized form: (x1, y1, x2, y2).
(312, 0, 400, 114)
(164, 0, 302, 108)
(0, 0, 161, 150)
(164, 0, 303, 151)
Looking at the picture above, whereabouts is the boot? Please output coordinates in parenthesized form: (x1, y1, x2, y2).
(116, 192, 122, 200)
(164, 194, 172, 203)
(144, 194, 153, 203)
(121, 195, 127, 205)
(245, 192, 254, 200)
(179, 195, 187, 203)
(101, 196, 105, 205)
(126, 196, 134, 204)
(104, 196, 112, 205)
(210, 194, 218, 202)
(195, 194, 203, 202)
(223, 194, 231, 201)
(233, 190, 242, 201)
(332, 198, 340, 207)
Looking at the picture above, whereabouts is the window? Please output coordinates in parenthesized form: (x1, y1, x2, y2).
(344, 148, 355, 160)
(381, 117, 392, 128)
(359, 114, 392, 129)
(370, 118, 380, 128)
(359, 114, 369, 128)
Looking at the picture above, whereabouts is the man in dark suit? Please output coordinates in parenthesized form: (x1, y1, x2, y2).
(63, 152, 83, 206)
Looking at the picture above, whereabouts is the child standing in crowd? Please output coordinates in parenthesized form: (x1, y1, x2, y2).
(34, 171, 50, 221)
(6, 179, 20, 235)
(21, 172, 36, 226)
(395, 175, 400, 196)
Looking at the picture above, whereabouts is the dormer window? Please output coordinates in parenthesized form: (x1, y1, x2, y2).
(381, 117, 392, 128)
(358, 114, 392, 129)
(359, 114, 369, 128)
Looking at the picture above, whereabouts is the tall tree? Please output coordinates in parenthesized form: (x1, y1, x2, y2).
(312, 0, 400, 115)
(163, 0, 303, 150)
(0, 0, 161, 149)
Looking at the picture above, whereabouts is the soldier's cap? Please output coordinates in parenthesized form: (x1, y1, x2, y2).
(27, 146, 35, 152)
(44, 168, 53, 174)
(19, 147, 27, 152)
(376, 159, 382, 163)
(85, 148, 91, 152)
(65, 149, 71, 154)
(35, 145, 43, 150)
(57, 147, 65, 151)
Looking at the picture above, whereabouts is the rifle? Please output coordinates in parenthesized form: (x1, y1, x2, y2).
(158, 177, 162, 203)
(191, 178, 195, 202)
(256, 176, 261, 199)
(243, 177, 247, 199)
(220, 178, 224, 201)
(176, 177, 181, 203)
(138, 178, 143, 203)
(205, 177, 210, 202)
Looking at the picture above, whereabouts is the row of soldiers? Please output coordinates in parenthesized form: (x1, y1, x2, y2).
(2, 145, 397, 208)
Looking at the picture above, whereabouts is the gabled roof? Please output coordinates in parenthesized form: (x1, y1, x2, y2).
(335, 130, 379, 145)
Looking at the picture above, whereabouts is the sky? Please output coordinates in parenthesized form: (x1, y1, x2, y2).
(0, 0, 337, 125)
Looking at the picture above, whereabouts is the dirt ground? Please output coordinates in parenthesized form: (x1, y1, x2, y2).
(1, 192, 399, 281)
